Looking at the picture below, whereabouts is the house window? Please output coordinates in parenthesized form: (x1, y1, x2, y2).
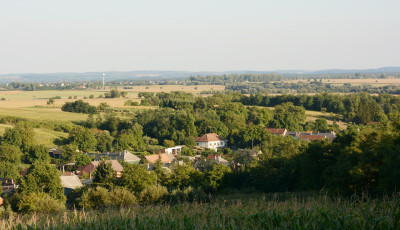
(221, 141, 224, 145)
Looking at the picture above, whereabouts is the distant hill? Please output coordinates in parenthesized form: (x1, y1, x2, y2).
(0, 67, 399, 83)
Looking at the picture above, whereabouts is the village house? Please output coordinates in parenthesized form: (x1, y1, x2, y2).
(60, 175, 83, 195)
(77, 160, 123, 179)
(265, 128, 287, 136)
(145, 153, 176, 168)
(84, 150, 140, 164)
(298, 131, 336, 142)
(207, 154, 230, 166)
(156, 146, 183, 156)
(49, 147, 62, 159)
(194, 133, 227, 151)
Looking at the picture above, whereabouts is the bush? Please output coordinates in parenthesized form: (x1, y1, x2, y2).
(80, 187, 137, 210)
(169, 186, 208, 203)
(163, 139, 175, 148)
(139, 185, 168, 204)
(61, 100, 98, 114)
(109, 187, 137, 207)
(17, 192, 65, 214)
(80, 187, 111, 209)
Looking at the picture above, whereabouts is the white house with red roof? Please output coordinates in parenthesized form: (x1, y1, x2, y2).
(194, 133, 227, 151)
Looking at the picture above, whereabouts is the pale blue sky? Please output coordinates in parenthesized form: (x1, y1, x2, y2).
(0, 0, 399, 74)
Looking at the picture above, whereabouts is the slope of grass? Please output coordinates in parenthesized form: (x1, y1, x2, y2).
(0, 124, 67, 147)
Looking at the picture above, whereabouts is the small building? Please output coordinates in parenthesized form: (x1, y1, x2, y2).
(298, 131, 336, 142)
(265, 128, 287, 136)
(207, 154, 230, 166)
(85, 150, 140, 164)
(194, 133, 227, 151)
(60, 175, 83, 195)
(156, 146, 183, 156)
(77, 160, 123, 179)
(237, 149, 262, 159)
(49, 147, 62, 159)
(145, 153, 176, 168)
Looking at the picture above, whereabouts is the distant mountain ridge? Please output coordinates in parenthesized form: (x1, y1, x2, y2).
(0, 67, 399, 83)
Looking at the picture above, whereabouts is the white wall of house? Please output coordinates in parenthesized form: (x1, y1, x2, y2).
(196, 141, 226, 150)
(166, 146, 182, 154)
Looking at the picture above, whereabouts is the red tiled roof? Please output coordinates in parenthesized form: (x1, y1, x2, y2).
(78, 160, 123, 177)
(265, 128, 286, 135)
(145, 154, 175, 164)
(207, 154, 221, 160)
(194, 133, 226, 142)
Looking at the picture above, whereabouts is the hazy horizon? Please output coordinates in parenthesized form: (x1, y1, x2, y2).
(1, 0, 399, 74)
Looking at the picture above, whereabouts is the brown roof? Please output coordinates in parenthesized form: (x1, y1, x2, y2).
(145, 154, 175, 164)
(299, 134, 326, 141)
(265, 128, 286, 135)
(207, 154, 221, 160)
(78, 160, 123, 177)
(194, 133, 226, 142)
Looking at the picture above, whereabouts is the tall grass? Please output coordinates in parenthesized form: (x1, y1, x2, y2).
(1, 193, 399, 229)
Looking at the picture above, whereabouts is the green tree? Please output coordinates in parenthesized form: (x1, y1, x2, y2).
(121, 164, 156, 194)
(167, 163, 203, 190)
(0, 144, 22, 178)
(27, 145, 50, 163)
(93, 161, 116, 189)
(271, 102, 306, 131)
(76, 154, 93, 167)
(19, 161, 66, 203)
(2, 122, 35, 153)
(69, 127, 97, 152)
(313, 118, 329, 132)
(96, 131, 114, 152)
(61, 144, 80, 164)
(203, 164, 231, 192)
(163, 139, 175, 148)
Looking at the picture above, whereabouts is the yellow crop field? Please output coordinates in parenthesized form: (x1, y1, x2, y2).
(0, 107, 89, 122)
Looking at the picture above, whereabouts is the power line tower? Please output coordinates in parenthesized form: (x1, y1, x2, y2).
(102, 72, 106, 90)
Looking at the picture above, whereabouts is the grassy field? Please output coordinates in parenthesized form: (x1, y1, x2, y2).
(1, 193, 399, 229)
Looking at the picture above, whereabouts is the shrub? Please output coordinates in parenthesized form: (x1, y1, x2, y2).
(109, 187, 137, 207)
(139, 185, 168, 204)
(80, 187, 111, 209)
(61, 100, 98, 114)
(80, 187, 137, 210)
(169, 186, 208, 203)
(163, 139, 175, 148)
(17, 192, 65, 214)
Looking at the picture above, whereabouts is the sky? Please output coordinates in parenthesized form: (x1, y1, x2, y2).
(0, 0, 399, 74)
